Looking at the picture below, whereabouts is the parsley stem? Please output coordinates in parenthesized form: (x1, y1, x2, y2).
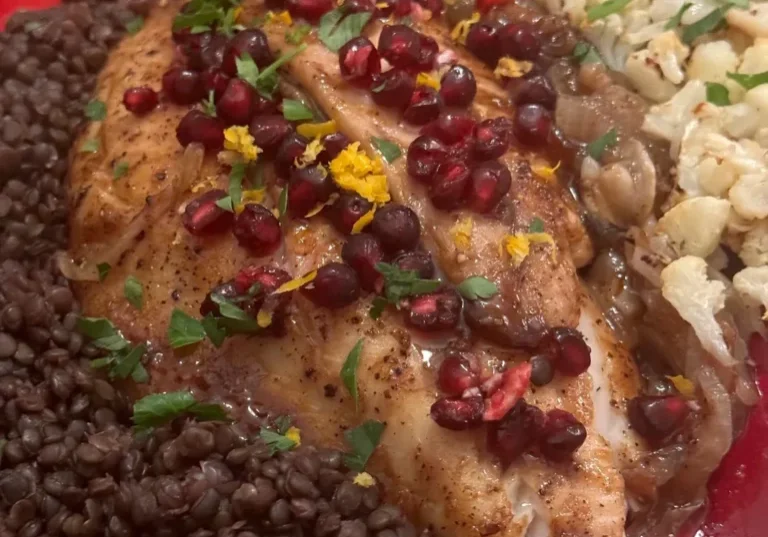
(258, 44, 307, 85)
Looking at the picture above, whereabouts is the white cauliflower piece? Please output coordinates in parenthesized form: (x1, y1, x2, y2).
(719, 103, 760, 139)
(625, 19, 667, 45)
(697, 156, 740, 196)
(626, 49, 679, 101)
(740, 220, 768, 266)
(733, 266, 768, 319)
(648, 0, 686, 22)
(730, 173, 768, 220)
(661, 256, 733, 365)
(738, 38, 768, 74)
(743, 85, 768, 127)
(582, 15, 632, 72)
(686, 40, 740, 84)
(642, 80, 706, 146)
(647, 31, 690, 84)
(756, 127, 768, 148)
(654, 197, 731, 257)
(727, 4, 768, 39)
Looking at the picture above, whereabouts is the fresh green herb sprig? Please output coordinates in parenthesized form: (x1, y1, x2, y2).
(706, 82, 731, 106)
(727, 70, 768, 90)
(113, 161, 130, 180)
(85, 99, 106, 121)
(216, 161, 247, 212)
(341, 339, 363, 411)
(343, 420, 385, 471)
(457, 276, 498, 301)
(172, 0, 243, 36)
(572, 42, 602, 64)
(283, 99, 315, 121)
(371, 137, 402, 163)
(586, 0, 631, 22)
(369, 263, 441, 319)
(586, 128, 618, 160)
(682, 7, 728, 44)
(77, 317, 148, 382)
(664, 2, 692, 30)
(124, 276, 143, 310)
(318, 9, 372, 52)
(236, 46, 307, 98)
(133, 390, 229, 433)
(287, 23, 312, 45)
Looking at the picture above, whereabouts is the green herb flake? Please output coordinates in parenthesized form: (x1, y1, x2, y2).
(586, 0, 632, 22)
(211, 293, 251, 321)
(260, 428, 297, 455)
(341, 339, 363, 411)
(215, 196, 234, 212)
(111, 344, 146, 380)
(125, 16, 145, 35)
(572, 41, 602, 64)
(113, 161, 129, 180)
(97, 262, 111, 282)
(705, 82, 731, 106)
(229, 162, 246, 207)
(80, 139, 100, 154)
(167, 308, 206, 348)
(369, 296, 388, 320)
(282, 99, 315, 121)
(202, 90, 217, 116)
(725, 0, 749, 8)
(274, 415, 292, 435)
(202, 315, 227, 347)
(528, 217, 545, 233)
(664, 2, 692, 30)
(457, 276, 498, 301)
(278, 187, 289, 218)
(287, 23, 312, 45)
(76, 317, 129, 351)
(375, 262, 441, 305)
(124, 276, 144, 310)
(371, 137, 402, 163)
(586, 128, 618, 160)
(172, 2, 222, 32)
(318, 9, 372, 52)
(343, 420, 385, 471)
(682, 7, 728, 44)
(726, 70, 768, 90)
(237, 46, 307, 98)
(236, 52, 261, 88)
(85, 99, 107, 121)
(133, 390, 229, 433)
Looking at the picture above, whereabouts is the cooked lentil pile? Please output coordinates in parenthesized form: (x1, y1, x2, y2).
(0, 4, 417, 537)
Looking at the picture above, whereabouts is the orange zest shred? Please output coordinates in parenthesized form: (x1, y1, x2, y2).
(494, 57, 533, 79)
(297, 120, 337, 139)
(416, 72, 441, 90)
(305, 192, 339, 218)
(223, 126, 262, 162)
(450, 12, 480, 45)
(351, 206, 376, 234)
(265, 10, 293, 25)
(329, 142, 390, 203)
(501, 232, 556, 266)
(285, 426, 301, 445)
(295, 138, 325, 169)
(353, 472, 376, 487)
(667, 375, 695, 398)
(276, 270, 318, 294)
(257, 309, 273, 328)
(532, 160, 561, 181)
(235, 188, 267, 214)
(450, 216, 473, 250)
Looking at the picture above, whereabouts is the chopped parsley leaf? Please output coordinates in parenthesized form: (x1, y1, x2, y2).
(682, 7, 729, 44)
(287, 23, 312, 45)
(80, 139, 100, 154)
(167, 308, 206, 348)
(457, 276, 498, 301)
(341, 339, 364, 411)
(97, 262, 111, 282)
(85, 99, 107, 121)
(664, 3, 692, 30)
(318, 9, 372, 52)
(572, 42, 602, 64)
(343, 420, 385, 471)
(705, 82, 731, 106)
(586, 128, 618, 160)
(586, 0, 632, 22)
(113, 161, 129, 180)
(726, 70, 768, 90)
(282, 99, 315, 121)
(371, 137, 402, 163)
(125, 16, 145, 35)
(133, 390, 229, 433)
(124, 276, 143, 310)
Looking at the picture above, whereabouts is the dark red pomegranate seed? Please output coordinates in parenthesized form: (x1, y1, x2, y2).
(628, 395, 690, 441)
(317, 132, 350, 163)
(176, 109, 226, 151)
(465, 22, 501, 66)
(512, 74, 556, 109)
(252, 93, 280, 116)
(234, 265, 292, 295)
(416, 34, 439, 72)
(476, 0, 509, 12)
(221, 29, 274, 76)
(404, 288, 462, 332)
(371, 69, 416, 110)
(288, 166, 335, 217)
(123, 86, 158, 115)
(303, 262, 361, 309)
(538, 409, 587, 461)
(341, 233, 385, 292)
(233, 204, 282, 256)
(498, 23, 541, 61)
(216, 78, 255, 125)
(482, 362, 531, 421)
(182, 189, 234, 235)
(286, 0, 335, 21)
(378, 25, 422, 70)
(392, 250, 434, 279)
(371, 204, 421, 253)
(487, 400, 545, 465)
(201, 69, 231, 101)
(178, 31, 213, 70)
(437, 352, 480, 396)
(162, 68, 205, 105)
(338, 37, 381, 87)
(200, 281, 238, 317)
(413, 0, 443, 16)
(429, 160, 471, 210)
(439, 65, 476, 108)
(430, 395, 484, 430)
(403, 86, 442, 125)
(539, 327, 591, 377)
(249, 115, 294, 155)
(183, 32, 229, 71)
(467, 160, 512, 213)
(513, 104, 552, 147)
(473, 117, 512, 161)
(342, 0, 376, 12)
(421, 113, 476, 145)
(374, 0, 411, 17)
(275, 133, 309, 180)
(529, 354, 554, 386)
(330, 193, 373, 235)
(406, 135, 449, 184)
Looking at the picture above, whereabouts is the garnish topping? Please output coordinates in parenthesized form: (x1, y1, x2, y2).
(124, 276, 143, 310)
(201, 90, 217, 116)
(586, 128, 618, 160)
(133, 390, 229, 433)
(318, 9, 373, 52)
(236, 46, 307, 98)
(113, 161, 129, 180)
(416, 72, 441, 91)
(275, 270, 318, 294)
(172, 0, 243, 36)
(528, 217, 545, 233)
(371, 137, 402, 163)
(664, 2, 692, 30)
(330, 142, 390, 203)
(283, 99, 315, 121)
(586, 0, 632, 22)
(297, 120, 337, 138)
(97, 262, 111, 282)
(260, 418, 301, 454)
(726, 70, 768, 90)
(450, 216, 473, 251)
(369, 262, 441, 319)
(77, 317, 148, 382)
(494, 57, 533, 79)
(572, 42, 602, 64)
(353, 472, 376, 487)
(681, 7, 728, 44)
(667, 374, 695, 397)
(501, 232, 556, 266)
(215, 161, 246, 212)
(287, 23, 312, 44)
(343, 419, 386, 471)
(223, 126, 262, 162)
(80, 139, 100, 154)
(168, 308, 207, 348)
(457, 276, 498, 300)
(295, 139, 325, 168)
(125, 16, 144, 35)
(341, 339, 364, 411)
(264, 10, 293, 25)
(705, 82, 731, 106)
(351, 206, 376, 234)
(531, 160, 560, 181)
(450, 11, 480, 44)
(277, 186, 289, 218)
(85, 99, 106, 121)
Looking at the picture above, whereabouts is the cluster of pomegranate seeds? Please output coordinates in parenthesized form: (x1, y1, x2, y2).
(275, 133, 309, 179)
(303, 262, 361, 309)
(407, 136, 449, 183)
(288, 166, 335, 217)
(176, 109, 226, 150)
(486, 401, 544, 464)
(482, 363, 532, 421)
(123, 86, 159, 115)
(628, 395, 691, 441)
(342, 234, 385, 292)
(429, 160, 471, 210)
(233, 204, 283, 256)
(182, 189, 234, 235)
(403, 87, 442, 125)
(497, 23, 541, 61)
(538, 327, 592, 377)
(339, 37, 381, 86)
(371, 69, 416, 109)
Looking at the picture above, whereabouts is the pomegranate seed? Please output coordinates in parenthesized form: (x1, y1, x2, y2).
(370, 69, 416, 110)
(233, 204, 282, 256)
(249, 115, 294, 155)
(378, 25, 422, 70)
(416, 34, 439, 72)
(476, 0, 509, 12)
(182, 189, 234, 235)
(406, 135, 449, 184)
(392, 250, 434, 279)
(122, 86, 158, 115)
(404, 288, 462, 332)
(467, 160, 512, 213)
(317, 132, 350, 163)
(403, 86, 442, 125)
(253, 93, 280, 116)
(201, 69, 231, 100)
(287, 166, 335, 217)
(539, 327, 591, 377)
(342, 0, 376, 12)
(497, 23, 541, 61)
(430, 395, 484, 430)
(487, 400, 545, 465)
(184, 32, 229, 71)
(200, 281, 238, 317)
(482, 362, 531, 421)
(529, 354, 554, 386)
(341, 233, 385, 292)
(429, 160, 471, 210)
(437, 352, 480, 395)
(235, 265, 292, 295)
(421, 113, 476, 145)
(413, 0, 443, 16)
(371, 204, 421, 253)
(511, 74, 556, 110)
(465, 22, 501, 66)
(216, 78, 255, 125)
(439, 65, 476, 108)
(330, 193, 373, 235)
(339, 37, 381, 87)
(538, 409, 587, 461)
(303, 262, 361, 309)
(513, 104, 552, 147)
(473, 117, 512, 161)
(286, 0, 335, 21)
(275, 133, 309, 180)
(628, 395, 690, 441)
(178, 30, 211, 70)
(162, 68, 205, 105)
(176, 109, 226, 151)
(374, 0, 411, 17)
(221, 29, 274, 76)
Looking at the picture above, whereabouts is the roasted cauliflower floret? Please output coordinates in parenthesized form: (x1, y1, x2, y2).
(654, 197, 731, 258)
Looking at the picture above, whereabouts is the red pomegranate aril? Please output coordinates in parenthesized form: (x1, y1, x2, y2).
(233, 204, 282, 256)
(473, 117, 512, 161)
(234, 265, 292, 295)
(341, 233, 385, 292)
(467, 160, 512, 213)
(286, 0, 335, 21)
(221, 29, 274, 76)
(342, 0, 376, 12)
(403, 86, 442, 125)
(539, 327, 591, 377)
(498, 23, 541, 61)
(371, 69, 416, 110)
(183, 189, 234, 235)
(439, 65, 476, 108)
(303, 262, 361, 309)
(249, 115, 294, 155)
(430, 395, 484, 430)
(429, 160, 471, 211)
(330, 193, 373, 235)
(216, 78, 255, 125)
(392, 250, 435, 279)
(201, 69, 231, 100)
(162, 68, 205, 105)
(123, 86, 158, 115)
(404, 287, 462, 332)
(371, 204, 421, 253)
(482, 362, 531, 421)
(512, 74, 556, 110)
(414, 0, 444, 16)
(437, 352, 480, 396)
(476, 0, 509, 12)
(338, 37, 381, 87)
(416, 34, 439, 72)
(529, 354, 554, 386)
(421, 112, 476, 145)
(465, 22, 501, 66)
(513, 104, 552, 147)
(374, 0, 411, 17)
(407, 135, 449, 184)
(275, 133, 309, 180)
(200, 281, 238, 317)
(378, 25, 422, 70)
(288, 166, 335, 217)
(199, 34, 230, 70)
(538, 409, 587, 461)
(487, 400, 545, 464)
(317, 132, 350, 163)
(628, 395, 690, 441)
(176, 109, 226, 151)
